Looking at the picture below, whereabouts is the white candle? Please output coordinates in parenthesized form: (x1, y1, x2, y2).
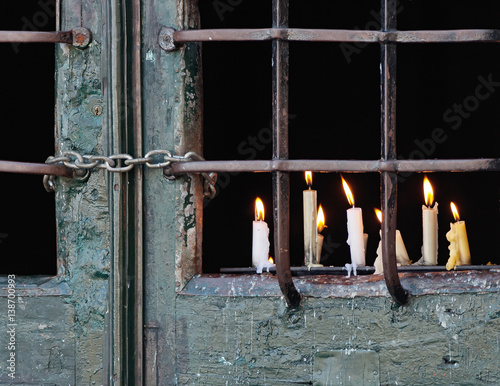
(373, 209, 410, 274)
(374, 230, 411, 274)
(342, 177, 365, 268)
(303, 171, 318, 267)
(396, 230, 411, 265)
(417, 176, 438, 265)
(252, 197, 272, 274)
(446, 202, 471, 270)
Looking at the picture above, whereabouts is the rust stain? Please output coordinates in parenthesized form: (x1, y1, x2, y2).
(75, 33, 86, 44)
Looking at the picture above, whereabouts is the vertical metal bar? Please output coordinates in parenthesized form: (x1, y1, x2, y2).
(380, 0, 408, 305)
(132, 0, 144, 383)
(272, 0, 301, 308)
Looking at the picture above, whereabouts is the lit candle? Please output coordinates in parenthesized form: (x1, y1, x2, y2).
(446, 202, 471, 270)
(303, 171, 318, 267)
(313, 205, 326, 267)
(417, 176, 438, 265)
(342, 177, 365, 272)
(373, 209, 411, 274)
(252, 197, 273, 274)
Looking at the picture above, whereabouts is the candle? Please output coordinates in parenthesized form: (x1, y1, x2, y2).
(446, 202, 471, 270)
(417, 176, 438, 265)
(373, 209, 411, 274)
(303, 171, 318, 267)
(252, 197, 272, 274)
(313, 205, 326, 267)
(342, 177, 365, 271)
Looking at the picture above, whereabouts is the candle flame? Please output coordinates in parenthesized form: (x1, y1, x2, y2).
(423, 176, 434, 207)
(255, 197, 265, 221)
(374, 208, 382, 223)
(341, 176, 355, 207)
(450, 202, 460, 222)
(317, 205, 326, 233)
(305, 171, 312, 188)
(268, 257, 274, 264)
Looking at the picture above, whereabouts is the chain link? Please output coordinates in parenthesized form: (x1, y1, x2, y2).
(44, 150, 217, 199)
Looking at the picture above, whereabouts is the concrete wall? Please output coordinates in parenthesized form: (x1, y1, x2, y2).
(175, 272, 500, 385)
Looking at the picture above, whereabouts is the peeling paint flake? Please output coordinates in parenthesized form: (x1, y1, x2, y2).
(218, 357, 233, 366)
(145, 50, 156, 63)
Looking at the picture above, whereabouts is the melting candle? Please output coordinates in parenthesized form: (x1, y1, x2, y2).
(417, 176, 438, 265)
(303, 171, 318, 267)
(342, 177, 365, 275)
(252, 198, 272, 274)
(373, 209, 411, 274)
(446, 202, 471, 270)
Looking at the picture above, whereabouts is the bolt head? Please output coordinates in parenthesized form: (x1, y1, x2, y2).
(92, 105, 103, 116)
(159, 27, 176, 52)
(72, 27, 92, 49)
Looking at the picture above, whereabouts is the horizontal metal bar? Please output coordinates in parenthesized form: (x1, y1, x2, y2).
(161, 28, 500, 50)
(0, 28, 91, 48)
(171, 158, 500, 174)
(220, 265, 498, 275)
(0, 161, 72, 177)
(0, 31, 72, 44)
(396, 30, 500, 43)
(173, 28, 380, 43)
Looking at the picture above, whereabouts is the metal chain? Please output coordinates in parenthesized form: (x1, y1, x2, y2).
(44, 150, 218, 200)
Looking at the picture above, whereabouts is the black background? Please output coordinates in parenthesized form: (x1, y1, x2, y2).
(201, 1, 500, 272)
(1, 1, 57, 275)
(3, 2, 500, 275)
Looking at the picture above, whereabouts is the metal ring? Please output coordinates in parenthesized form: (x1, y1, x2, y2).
(183, 151, 204, 162)
(145, 149, 173, 168)
(61, 151, 85, 169)
(46, 155, 71, 164)
(77, 155, 100, 169)
(75, 159, 99, 169)
(73, 169, 91, 182)
(90, 155, 116, 169)
(163, 166, 176, 180)
(125, 157, 153, 166)
(43, 175, 56, 193)
(105, 154, 134, 172)
(201, 172, 217, 200)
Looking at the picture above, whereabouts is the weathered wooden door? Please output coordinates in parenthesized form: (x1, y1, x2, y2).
(1, 0, 201, 384)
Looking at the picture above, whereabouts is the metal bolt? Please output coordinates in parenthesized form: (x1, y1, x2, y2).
(159, 27, 176, 52)
(88, 96, 103, 116)
(71, 27, 92, 49)
(92, 104, 103, 116)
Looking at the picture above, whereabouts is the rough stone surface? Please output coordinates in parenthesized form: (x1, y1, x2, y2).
(175, 287, 500, 385)
(0, 296, 75, 384)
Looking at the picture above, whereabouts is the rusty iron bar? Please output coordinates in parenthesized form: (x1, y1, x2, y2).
(162, 28, 500, 50)
(0, 160, 72, 177)
(380, 0, 409, 306)
(272, 0, 301, 309)
(131, 0, 144, 383)
(170, 158, 500, 174)
(0, 30, 72, 43)
(0, 28, 91, 48)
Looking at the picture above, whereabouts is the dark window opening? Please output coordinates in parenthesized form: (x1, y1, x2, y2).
(0, 2, 57, 275)
(200, 1, 500, 273)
